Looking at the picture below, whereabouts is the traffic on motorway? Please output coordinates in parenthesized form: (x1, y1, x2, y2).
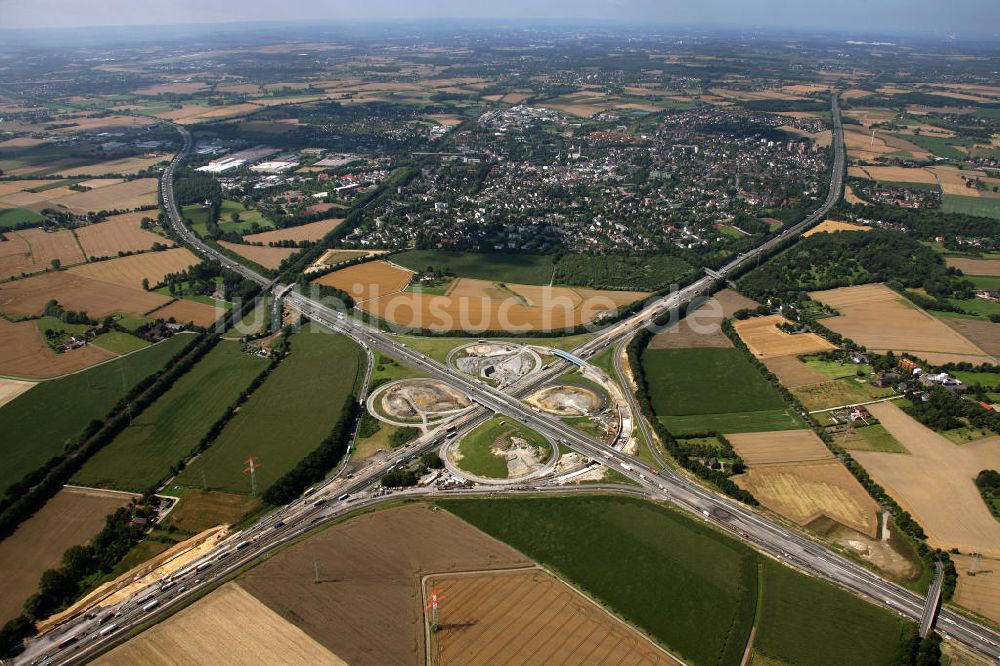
(20, 94, 1000, 665)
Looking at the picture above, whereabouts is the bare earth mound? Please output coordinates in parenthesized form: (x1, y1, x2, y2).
(98, 583, 344, 666)
(429, 568, 680, 665)
(810, 283, 994, 365)
(854, 402, 1000, 556)
(0, 487, 130, 624)
(650, 288, 758, 349)
(526, 384, 603, 416)
(238, 503, 531, 665)
(733, 314, 835, 358)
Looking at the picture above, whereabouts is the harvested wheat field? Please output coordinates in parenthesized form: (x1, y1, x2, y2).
(313, 260, 414, 302)
(735, 462, 879, 537)
(75, 212, 173, 258)
(0, 487, 130, 624)
(429, 568, 680, 665)
(848, 165, 937, 185)
(45, 178, 159, 213)
(218, 241, 297, 270)
(855, 402, 1000, 556)
(98, 583, 345, 666)
(730, 430, 878, 537)
(953, 555, 1000, 625)
(844, 185, 867, 205)
(54, 155, 166, 177)
(803, 219, 872, 236)
(238, 503, 531, 666)
(0, 271, 170, 319)
(946, 257, 1000, 276)
(0, 317, 114, 378)
(728, 429, 835, 466)
(69, 248, 199, 290)
(810, 283, 995, 365)
(146, 299, 222, 328)
(929, 166, 986, 196)
(242, 218, 342, 244)
(763, 355, 829, 388)
(733, 315, 835, 358)
(650, 289, 758, 349)
(362, 279, 647, 332)
(133, 81, 209, 96)
(0, 227, 85, 277)
(0, 377, 34, 407)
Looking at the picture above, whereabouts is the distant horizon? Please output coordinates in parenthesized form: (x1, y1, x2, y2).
(1, 0, 999, 40)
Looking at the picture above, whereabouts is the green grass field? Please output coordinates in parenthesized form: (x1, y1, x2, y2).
(802, 356, 873, 380)
(838, 424, 908, 453)
(951, 370, 1000, 388)
(662, 409, 804, 435)
(72, 341, 269, 492)
(966, 275, 1000, 290)
(0, 208, 46, 229)
(896, 133, 974, 160)
(753, 559, 916, 665)
(934, 296, 1000, 320)
(642, 348, 789, 416)
(175, 327, 363, 494)
(440, 495, 918, 666)
(390, 249, 556, 285)
(0, 334, 194, 493)
(456, 418, 550, 479)
(91, 331, 150, 355)
(942, 194, 1000, 220)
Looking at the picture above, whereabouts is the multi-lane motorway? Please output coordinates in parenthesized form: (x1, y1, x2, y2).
(19, 94, 1000, 664)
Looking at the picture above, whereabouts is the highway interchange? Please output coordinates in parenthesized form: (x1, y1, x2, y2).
(18, 94, 1000, 665)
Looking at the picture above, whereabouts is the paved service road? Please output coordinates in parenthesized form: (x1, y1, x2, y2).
(20, 95, 1000, 665)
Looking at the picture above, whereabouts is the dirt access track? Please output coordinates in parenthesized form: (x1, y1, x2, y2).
(236, 503, 532, 665)
(809, 283, 995, 366)
(854, 402, 1000, 557)
(427, 568, 680, 665)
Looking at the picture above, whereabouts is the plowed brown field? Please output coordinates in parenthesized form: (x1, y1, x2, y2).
(146, 299, 222, 327)
(763, 355, 829, 388)
(429, 568, 680, 665)
(0, 488, 130, 624)
(0, 317, 114, 378)
(98, 583, 345, 666)
(238, 503, 531, 665)
(75, 213, 173, 258)
(733, 315, 835, 358)
(809, 283, 994, 365)
(0, 271, 170, 319)
(650, 289, 759, 349)
(218, 241, 297, 269)
(855, 402, 1000, 556)
(945, 257, 1000, 276)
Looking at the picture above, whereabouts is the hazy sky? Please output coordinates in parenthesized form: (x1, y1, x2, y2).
(1, 0, 999, 37)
